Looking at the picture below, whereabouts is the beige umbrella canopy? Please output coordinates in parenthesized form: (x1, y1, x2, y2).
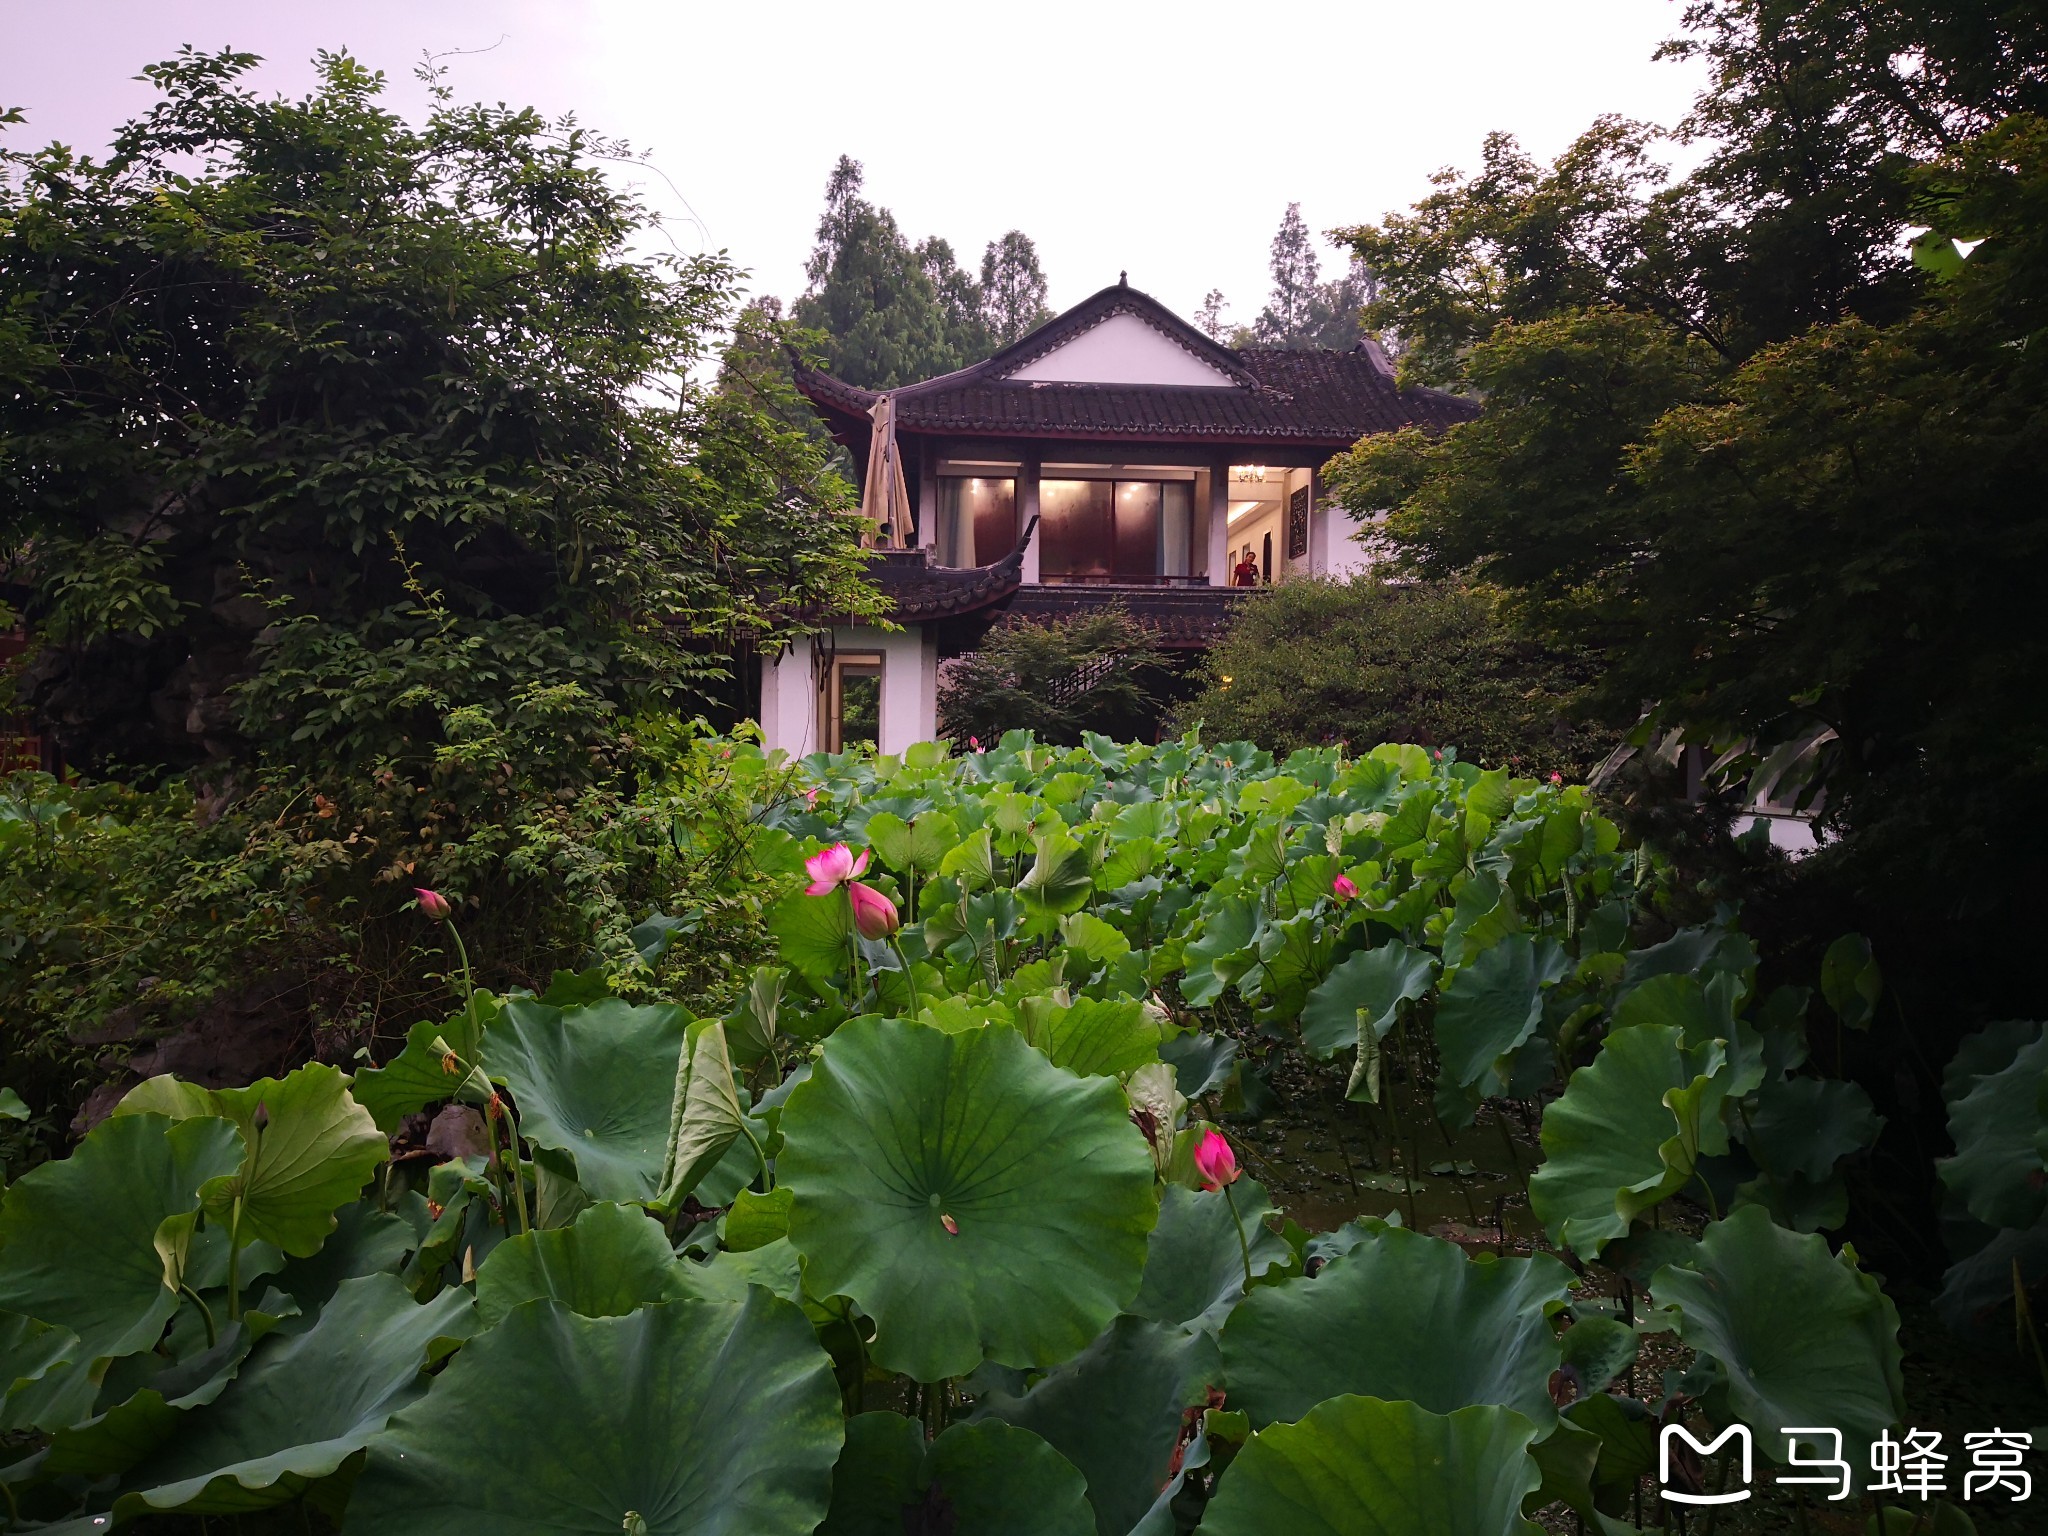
(859, 394, 914, 549)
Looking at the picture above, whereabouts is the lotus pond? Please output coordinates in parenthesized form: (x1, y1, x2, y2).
(1, 733, 2041, 1533)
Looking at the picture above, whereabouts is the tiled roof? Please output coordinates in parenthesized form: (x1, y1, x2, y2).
(865, 525, 1031, 621)
(1002, 584, 1252, 647)
(794, 283, 1478, 447)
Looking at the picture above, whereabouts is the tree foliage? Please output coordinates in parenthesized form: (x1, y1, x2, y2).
(980, 230, 1054, 348)
(0, 49, 874, 775)
(936, 607, 1172, 748)
(1223, 203, 1377, 350)
(1177, 577, 1612, 778)
(792, 156, 1056, 386)
(1326, 1, 2048, 1013)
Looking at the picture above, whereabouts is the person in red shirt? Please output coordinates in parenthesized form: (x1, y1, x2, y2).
(1231, 551, 1260, 587)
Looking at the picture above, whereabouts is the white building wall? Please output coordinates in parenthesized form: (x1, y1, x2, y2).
(757, 625, 940, 759)
(1311, 501, 1384, 579)
(758, 643, 819, 759)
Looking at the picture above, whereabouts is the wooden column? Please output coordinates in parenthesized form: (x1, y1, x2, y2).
(1018, 450, 1042, 585)
(1207, 454, 1232, 586)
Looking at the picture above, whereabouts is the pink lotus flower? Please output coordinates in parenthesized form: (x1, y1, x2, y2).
(1193, 1129, 1240, 1191)
(847, 881, 900, 941)
(804, 843, 870, 895)
(416, 887, 451, 921)
(1331, 874, 1359, 901)
(803, 787, 820, 808)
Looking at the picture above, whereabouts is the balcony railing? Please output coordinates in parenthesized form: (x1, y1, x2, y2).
(1036, 573, 1212, 588)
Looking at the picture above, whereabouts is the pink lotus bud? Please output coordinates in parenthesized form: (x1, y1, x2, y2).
(1331, 874, 1359, 901)
(941, 1213, 958, 1235)
(1193, 1129, 1240, 1191)
(251, 1101, 270, 1133)
(968, 736, 980, 751)
(847, 881, 900, 941)
(1549, 772, 1563, 785)
(415, 887, 451, 921)
(803, 787, 820, 808)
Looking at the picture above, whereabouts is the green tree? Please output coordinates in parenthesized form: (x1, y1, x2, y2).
(980, 230, 1053, 346)
(790, 156, 962, 388)
(916, 235, 994, 365)
(1327, 0, 2048, 1018)
(0, 49, 874, 774)
(1177, 577, 1611, 776)
(937, 606, 1171, 747)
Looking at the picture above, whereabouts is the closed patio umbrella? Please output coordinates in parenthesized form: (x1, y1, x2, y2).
(860, 393, 914, 548)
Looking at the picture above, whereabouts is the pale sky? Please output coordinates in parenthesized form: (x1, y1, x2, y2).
(2, 1, 1708, 326)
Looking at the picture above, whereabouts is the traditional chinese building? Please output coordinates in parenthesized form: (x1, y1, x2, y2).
(763, 278, 1476, 755)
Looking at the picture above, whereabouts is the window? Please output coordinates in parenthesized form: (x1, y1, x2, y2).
(1040, 478, 1197, 583)
(1040, 479, 1112, 580)
(935, 477, 1016, 567)
(821, 653, 883, 752)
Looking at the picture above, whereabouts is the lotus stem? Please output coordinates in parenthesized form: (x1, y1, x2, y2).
(498, 1100, 531, 1235)
(442, 918, 475, 1003)
(889, 937, 921, 1019)
(226, 1196, 244, 1322)
(179, 1283, 219, 1349)
(1221, 1182, 1255, 1293)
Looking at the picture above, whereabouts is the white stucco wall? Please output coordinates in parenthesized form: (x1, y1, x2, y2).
(757, 625, 939, 759)
(1008, 312, 1235, 387)
(1311, 502, 1384, 579)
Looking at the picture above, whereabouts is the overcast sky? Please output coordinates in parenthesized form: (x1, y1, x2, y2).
(4, 1, 1709, 325)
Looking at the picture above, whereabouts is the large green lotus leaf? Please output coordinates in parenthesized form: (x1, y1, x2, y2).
(867, 809, 960, 875)
(673, 1237, 804, 1305)
(1150, 1036, 1231, 1108)
(780, 1017, 1157, 1381)
(821, 1414, 1094, 1536)
(1941, 1020, 2040, 1106)
(1180, 897, 1259, 1008)
(656, 1019, 752, 1208)
(1937, 1032, 2048, 1230)
(768, 889, 855, 981)
(1651, 1207, 1905, 1470)
(345, 1292, 842, 1536)
(0, 1113, 244, 1363)
(1557, 1316, 1639, 1396)
(104, 1273, 475, 1520)
(43, 1323, 257, 1479)
(1741, 1075, 1883, 1182)
(1023, 996, 1163, 1078)
(1130, 1180, 1290, 1333)
(1017, 832, 1096, 917)
(1528, 1024, 1720, 1258)
(1435, 935, 1568, 1090)
(1197, 1395, 1543, 1536)
(117, 1065, 390, 1258)
(975, 1314, 1220, 1536)
(0, 1311, 81, 1433)
(272, 1200, 419, 1312)
(1219, 1221, 1570, 1430)
(475, 1201, 691, 1327)
(1299, 943, 1436, 1059)
(483, 996, 689, 1204)
(350, 1017, 477, 1132)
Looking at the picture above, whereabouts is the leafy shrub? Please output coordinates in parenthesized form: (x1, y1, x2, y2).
(1177, 575, 1613, 778)
(0, 733, 1969, 1533)
(936, 604, 1173, 747)
(0, 720, 802, 1138)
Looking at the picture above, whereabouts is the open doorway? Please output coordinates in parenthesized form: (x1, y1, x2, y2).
(821, 653, 883, 752)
